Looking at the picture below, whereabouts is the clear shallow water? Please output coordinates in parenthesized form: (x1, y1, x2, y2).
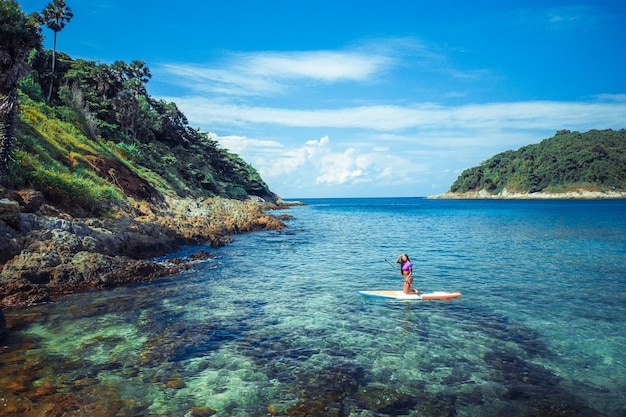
(2, 198, 625, 416)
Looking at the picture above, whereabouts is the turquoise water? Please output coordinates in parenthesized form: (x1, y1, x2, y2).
(2, 198, 625, 416)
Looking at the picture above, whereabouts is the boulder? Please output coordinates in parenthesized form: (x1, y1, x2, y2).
(0, 249, 62, 284)
(13, 189, 44, 213)
(0, 220, 21, 263)
(0, 198, 20, 229)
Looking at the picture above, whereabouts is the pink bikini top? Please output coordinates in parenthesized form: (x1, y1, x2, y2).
(402, 262, 412, 272)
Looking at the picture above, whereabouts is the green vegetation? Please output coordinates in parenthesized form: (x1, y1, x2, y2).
(1, 1, 274, 215)
(35, 0, 73, 102)
(14, 94, 126, 212)
(0, 0, 42, 174)
(450, 129, 626, 194)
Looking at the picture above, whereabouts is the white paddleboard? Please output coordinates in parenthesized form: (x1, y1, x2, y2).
(358, 290, 462, 300)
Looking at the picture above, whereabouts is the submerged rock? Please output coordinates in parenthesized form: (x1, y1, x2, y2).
(287, 363, 367, 417)
(190, 406, 217, 417)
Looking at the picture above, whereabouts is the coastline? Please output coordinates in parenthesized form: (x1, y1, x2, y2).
(428, 188, 626, 199)
(0, 193, 294, 310)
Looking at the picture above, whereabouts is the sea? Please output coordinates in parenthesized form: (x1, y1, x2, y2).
(2, 197, 625, 417)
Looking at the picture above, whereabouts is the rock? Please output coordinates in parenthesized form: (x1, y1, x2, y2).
(13, 189, 44, 213)
(267, 402, 298, 416)
(49, 252, 117, 285)
(24, 381, 57, 400)
(429, 188, 626, 200)
(166, 378, 186, 389)
(0, 221, 21, 263)
(0, 249, 62, 284)
(73, 377, 100, 388)
(188, 250, 213, 260)
(136, 202, 155, 218)
(18, 212, 40, 233)
(0, 309, 6, 336)
(48, 254, 179, 290)
(190, 406, 217, 416)
(0, 198, 20, 229)
(0, 283, 50, 308)
(0, 193, 287, 308)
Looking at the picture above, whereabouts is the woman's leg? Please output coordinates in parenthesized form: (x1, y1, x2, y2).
(403, 279, 416, 294)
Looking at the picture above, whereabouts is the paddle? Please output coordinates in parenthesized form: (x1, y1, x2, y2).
(385, 258, 397, 270)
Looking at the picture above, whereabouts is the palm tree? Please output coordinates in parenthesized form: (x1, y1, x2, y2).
(0, 0, 43, 176)
(39, 0, 73, 102)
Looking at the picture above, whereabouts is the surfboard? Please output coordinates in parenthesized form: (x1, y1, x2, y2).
(358, 290, 462, 300)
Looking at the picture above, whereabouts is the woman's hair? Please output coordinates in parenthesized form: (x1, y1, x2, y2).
(396, 253, 410, 266)
(397, 253, 410, 275)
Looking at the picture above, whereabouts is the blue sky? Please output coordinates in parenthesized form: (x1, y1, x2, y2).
(20, 0, 626, 198)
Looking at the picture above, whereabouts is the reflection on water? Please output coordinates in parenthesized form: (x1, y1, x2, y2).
(1, 199, 625, 416)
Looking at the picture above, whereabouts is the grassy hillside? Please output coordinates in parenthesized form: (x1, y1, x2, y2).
(3, 52, 276, 215)
(13, 93, 152, 213)
(449, 129, 626, 195)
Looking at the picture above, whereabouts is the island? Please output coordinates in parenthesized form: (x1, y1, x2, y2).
(430, 129, 626, 199)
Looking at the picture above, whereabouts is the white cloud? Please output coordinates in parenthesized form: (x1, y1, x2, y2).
(316, 154, 363, 185)
(297, 136, 363, 185)
(159, 49, 393, 97)
(216, 134, 306, 178)
(217, 133, 432, 194)
(217, 134, 284, 154)
(261, 150, 308, 178)
(159, 64, 279, 96)
(246, 51, 392, 81)
(165, 96, 626, 133)
(305, 135, 329, 147)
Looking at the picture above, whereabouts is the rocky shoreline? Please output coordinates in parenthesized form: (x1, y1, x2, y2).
(428, 188, 626, 199)
(0, 190, 297, 316)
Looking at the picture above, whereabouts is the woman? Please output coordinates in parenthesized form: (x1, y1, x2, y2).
(396, 253, 420, 295)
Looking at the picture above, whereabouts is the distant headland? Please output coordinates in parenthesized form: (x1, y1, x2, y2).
(432, 129, 626, 199)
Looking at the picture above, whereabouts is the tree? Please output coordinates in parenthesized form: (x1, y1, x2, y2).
(0, 0, 43, 176)
(38, 0, 73, 102)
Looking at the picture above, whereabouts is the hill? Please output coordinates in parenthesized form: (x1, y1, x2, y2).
(1, 80, 290, 308)
(9, 52, 278, 215)
(0, 3, 292, 310)
(441, 129, 626, 198)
